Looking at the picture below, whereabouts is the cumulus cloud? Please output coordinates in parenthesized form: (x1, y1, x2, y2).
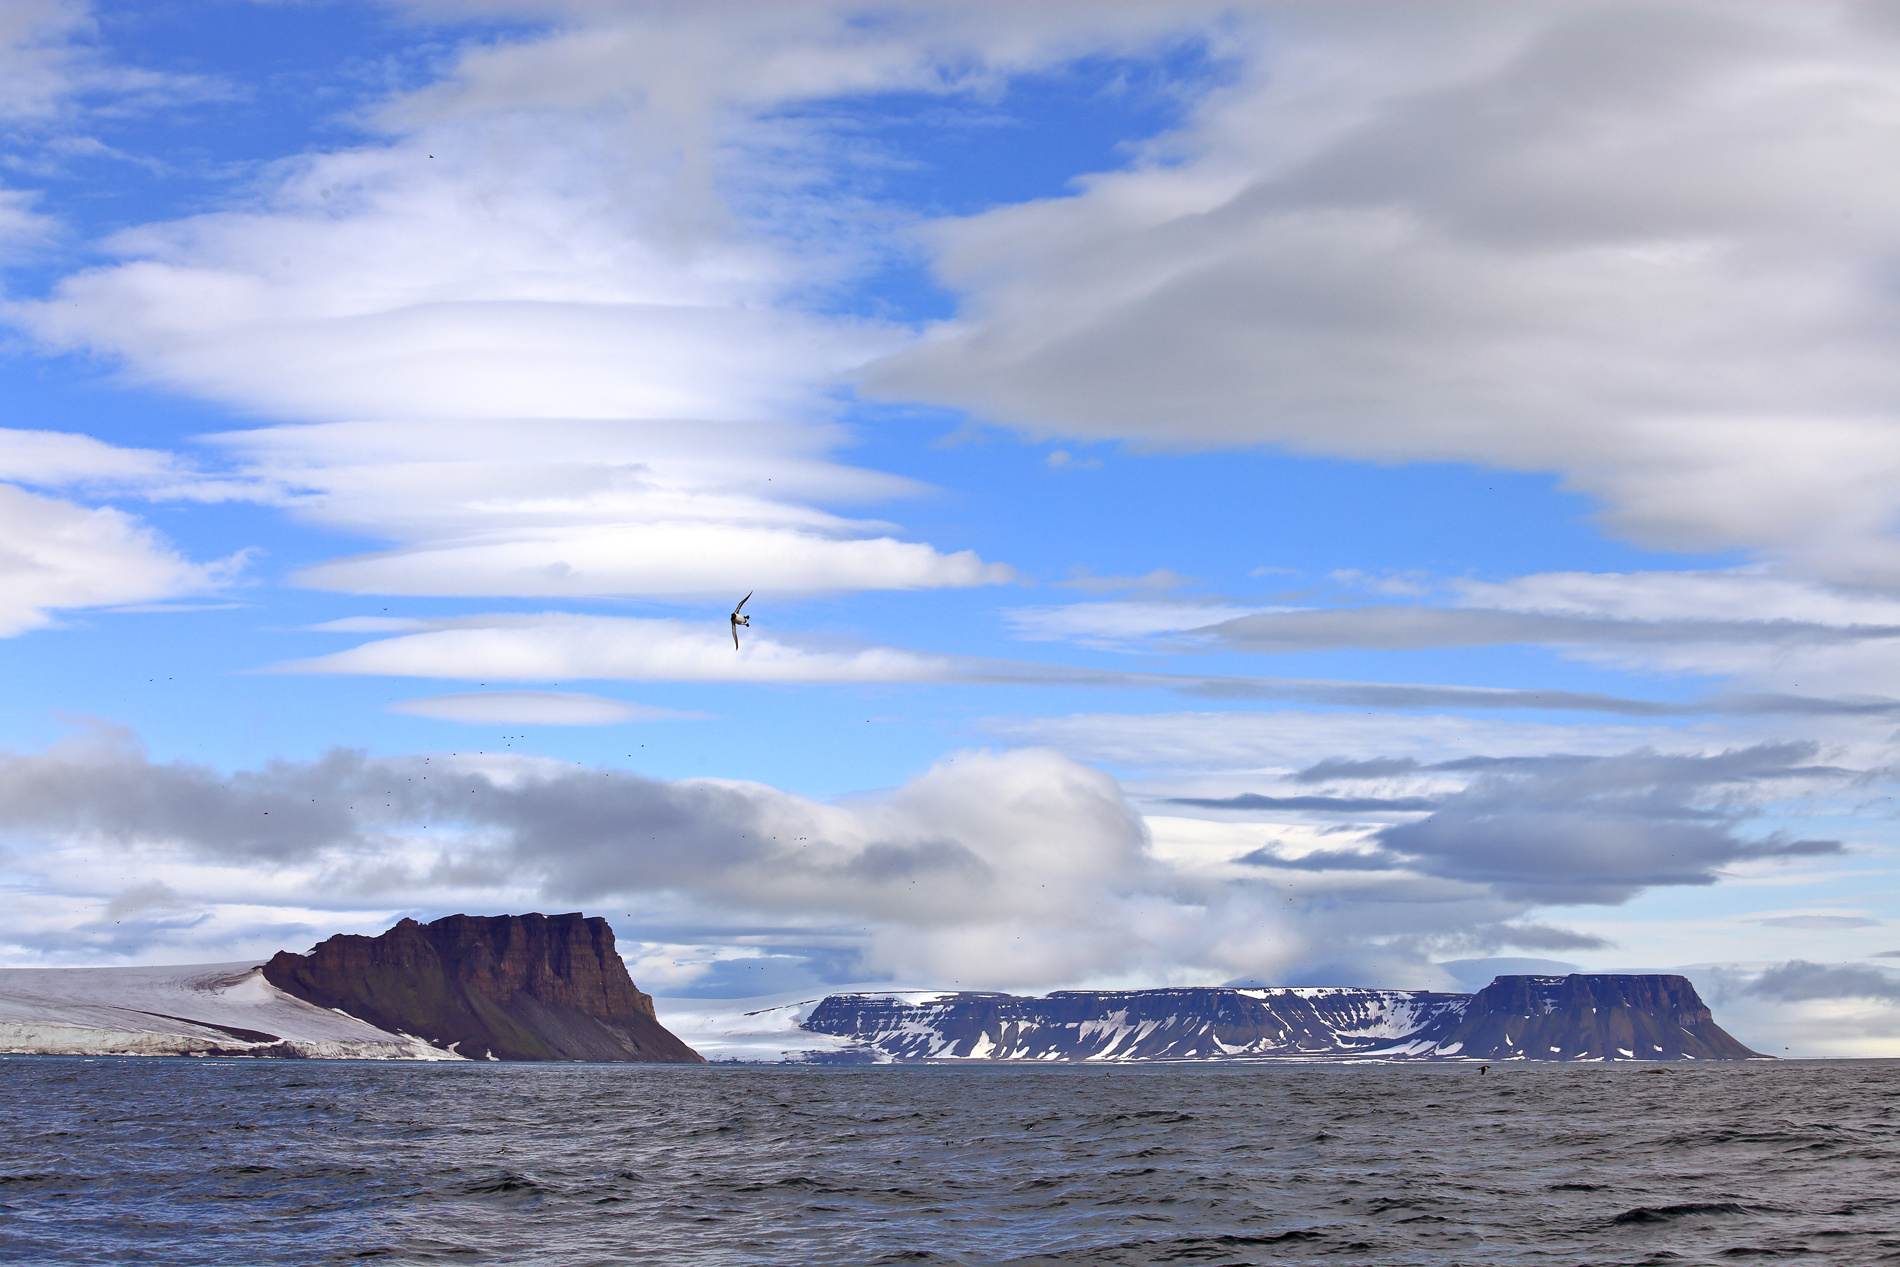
(2, 723, 1833, 990)
(388, 690, 707, 725)
(866, 3, 1900, 583)
(0, 483, 242, 635)
(0, 728, 1164, 986)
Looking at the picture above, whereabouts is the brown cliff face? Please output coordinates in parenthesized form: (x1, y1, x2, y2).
(263, 912, 703, 1062)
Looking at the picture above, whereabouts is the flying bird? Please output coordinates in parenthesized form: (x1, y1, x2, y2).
(730, 592, 752, 650)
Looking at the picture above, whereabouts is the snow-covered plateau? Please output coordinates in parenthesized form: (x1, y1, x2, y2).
(0, 963, 462, 1059)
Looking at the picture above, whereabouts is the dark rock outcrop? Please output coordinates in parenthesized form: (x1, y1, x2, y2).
(263, 912, 703, 1062)
(798, 975, 1762, 1062)
(1407, 974, 1763, 1061)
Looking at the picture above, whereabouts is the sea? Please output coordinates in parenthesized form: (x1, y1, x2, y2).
(1, 1056, 1894, 1265)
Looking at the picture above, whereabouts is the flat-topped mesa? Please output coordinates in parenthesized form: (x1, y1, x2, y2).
(263, 912, 703, 1062)
(804, 985, 1470, 1061)
(1411, 974, 1764, 1062)
(796, 974, 1762, 1063)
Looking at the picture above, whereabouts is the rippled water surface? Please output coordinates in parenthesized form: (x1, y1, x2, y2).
(2, 1057, 1896, 1265)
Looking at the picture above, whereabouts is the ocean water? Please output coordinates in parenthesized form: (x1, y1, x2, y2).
(1, 1057, 1895, 1265)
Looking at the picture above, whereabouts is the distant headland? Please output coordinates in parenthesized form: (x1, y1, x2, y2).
(0, 912, 703, 1062)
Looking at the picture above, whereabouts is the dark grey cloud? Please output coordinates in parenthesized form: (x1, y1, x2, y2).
(0, 738, 381, 861)
(1748, 961, 1900, 1003)
(1374, 743, 1846, 904)
(1292, 756, 1423, 783)
(927, 651, 1900, 719)
(0, 728, 997, 914)
(1164, 674, 1695, 715)
(1196, 606, 1900, 653)
(1236, 845, 1401, 871)
(1170, 793, 1440, 812)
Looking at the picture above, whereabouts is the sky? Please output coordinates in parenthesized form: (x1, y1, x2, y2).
(3, 0, 1900, 1057)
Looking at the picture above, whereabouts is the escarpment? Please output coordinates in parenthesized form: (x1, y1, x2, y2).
(1409, 973, 1761, 1062)
(264, 912, 703, 1062)
(793, 975, 1762, 1063)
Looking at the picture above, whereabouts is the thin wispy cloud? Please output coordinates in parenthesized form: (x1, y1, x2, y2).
(272, 611, 1900, 721)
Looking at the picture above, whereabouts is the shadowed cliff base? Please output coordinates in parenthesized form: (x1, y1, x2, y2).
(264, 912, 704, 1062)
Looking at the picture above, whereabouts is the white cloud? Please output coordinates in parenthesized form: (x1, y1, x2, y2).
(1683, 961, 1900, 1058)
(865, 3, 1900, 583)
(0, 0, 89, 124)
(0, 483, 239, 635)
(388, 690, 706, 725)
(0, 188, 58, 259)
(280, 612, 963, 683)
(3, 724, 1849, 1004)
(0, 427, 183, 487)
(1455, 568, 1900, 625)
(10, 4, 1140, 601)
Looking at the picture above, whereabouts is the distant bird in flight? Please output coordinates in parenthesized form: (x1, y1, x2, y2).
(730, 592, 752, 650)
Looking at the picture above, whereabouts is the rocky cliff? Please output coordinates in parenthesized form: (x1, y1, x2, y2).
(797, 975, 1762, 1063)
(264, 912, 703, 1062)
(1407, 974, 1761, 1061)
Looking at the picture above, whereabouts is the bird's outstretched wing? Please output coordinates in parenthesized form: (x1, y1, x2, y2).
(734, 591, 752, 615)
(732, 620, 739, 651)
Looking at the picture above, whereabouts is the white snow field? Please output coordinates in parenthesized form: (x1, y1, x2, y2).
(652, 989, 957, 1063)
(0, 963, 461, 1059)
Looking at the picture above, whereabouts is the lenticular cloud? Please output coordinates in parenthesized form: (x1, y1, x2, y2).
(867, 3, 1900, 581)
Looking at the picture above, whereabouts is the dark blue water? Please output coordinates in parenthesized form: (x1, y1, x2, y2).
(2, 1057, 1895, 1265)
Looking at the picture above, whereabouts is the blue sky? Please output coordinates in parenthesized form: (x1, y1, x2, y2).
(3, 0, 1899, 1055)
